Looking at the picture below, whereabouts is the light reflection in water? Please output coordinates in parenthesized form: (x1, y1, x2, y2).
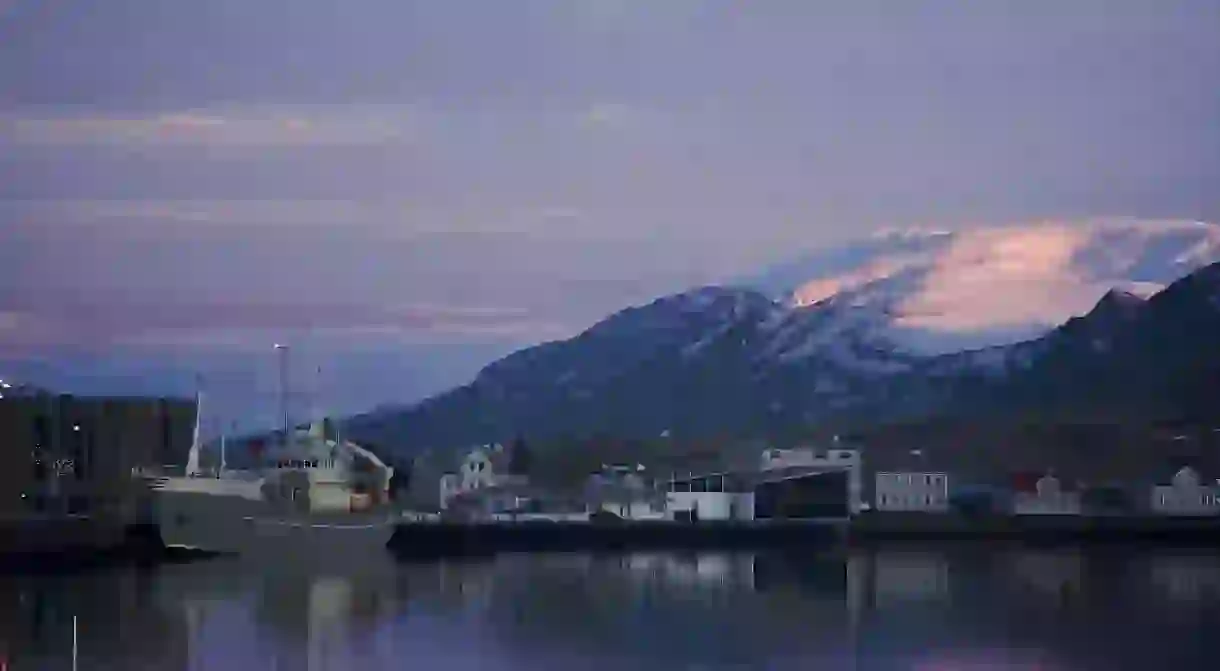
(1, 547, 1219, 669)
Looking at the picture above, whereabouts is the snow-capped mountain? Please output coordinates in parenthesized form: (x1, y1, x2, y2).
(741, 219, 1220, 359)
(346, 219, 1220, 453)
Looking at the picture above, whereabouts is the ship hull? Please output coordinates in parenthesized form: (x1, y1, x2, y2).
(152, 489, 396, 561)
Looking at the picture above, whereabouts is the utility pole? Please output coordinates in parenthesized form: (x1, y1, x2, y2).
(275, 344, 290, 450)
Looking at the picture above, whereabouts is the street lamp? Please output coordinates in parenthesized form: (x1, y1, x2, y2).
(274, 343, 290, 449)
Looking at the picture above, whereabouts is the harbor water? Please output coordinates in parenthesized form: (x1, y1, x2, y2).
(3, 545, 1220, 670)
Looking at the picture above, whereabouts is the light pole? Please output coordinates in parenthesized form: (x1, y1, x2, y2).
(274, 344, 290, 450)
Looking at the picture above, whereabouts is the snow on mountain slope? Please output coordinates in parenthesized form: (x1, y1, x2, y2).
(744, 219, 1220, 359)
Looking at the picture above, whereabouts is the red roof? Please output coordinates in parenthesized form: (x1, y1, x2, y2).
(1011, 472, 1040, 493)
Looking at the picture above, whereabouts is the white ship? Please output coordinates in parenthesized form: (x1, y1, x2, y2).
(147, 352, 399, 559)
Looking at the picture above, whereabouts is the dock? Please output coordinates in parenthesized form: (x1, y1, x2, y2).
(848, 512, 1220, 545)
(388, 513, 1220, 558)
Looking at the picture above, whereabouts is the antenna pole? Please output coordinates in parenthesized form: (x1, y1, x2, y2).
(275, 344, 290, 449)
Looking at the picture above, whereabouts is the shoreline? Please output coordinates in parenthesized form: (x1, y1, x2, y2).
(388, 514, 1220, 557)
(11, 513, 1220, 570)
(847, 512, 1220, 544)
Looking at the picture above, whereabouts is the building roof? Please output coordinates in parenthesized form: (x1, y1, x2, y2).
(753, 465, 850, 485)
(463, 441, 531, 475)
(1147, 464, 1220, 488)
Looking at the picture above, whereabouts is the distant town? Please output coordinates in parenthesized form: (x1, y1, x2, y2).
(4, 385, 1220, 565)
(432, 437, 1220, 525)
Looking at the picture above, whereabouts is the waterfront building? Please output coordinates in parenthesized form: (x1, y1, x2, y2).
(664, 471, 755, 521)
(585, 469, 667, 520)
(759, 446, 863, 514)
(1150, 466, 1220, 516)
(439, 442, 530, 512)
(1012, 473, 1082, 516)
(0, 393, 195, 520)
(0, 392, 195, 555)
(438, 474, 461, 511)
(663, 450, 859, 521)
(873, 472, 951, 512)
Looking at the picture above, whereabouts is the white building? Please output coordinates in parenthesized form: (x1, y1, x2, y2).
(874, 472, 951, 512)
(664, 472, 755, 522)
(1150, 467, 1220, 516)
(438, 474, 461, 511)
(439, 443, 529, 512)
(1013, 474, 1081, 516)
(760, 446, 863, 514)
(585, 470, 667, 520)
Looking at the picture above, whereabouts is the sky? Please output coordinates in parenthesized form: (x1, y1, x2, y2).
(1, 0, 1218, 431)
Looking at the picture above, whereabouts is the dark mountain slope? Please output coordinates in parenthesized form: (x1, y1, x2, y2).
(344, 287, 780, 450)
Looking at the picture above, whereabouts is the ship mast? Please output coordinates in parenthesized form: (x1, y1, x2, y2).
(218, 421, 229, 477)
(186, 375, 203, 477)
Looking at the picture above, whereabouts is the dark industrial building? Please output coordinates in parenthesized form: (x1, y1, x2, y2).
(753, 468, 850, 520)
(0, 393, 196, 525)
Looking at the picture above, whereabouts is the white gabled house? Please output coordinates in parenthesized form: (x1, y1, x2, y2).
(1012, 473, 1082, 516)
(439, 442, 531, 513)
(1150, 467, 1220, 516)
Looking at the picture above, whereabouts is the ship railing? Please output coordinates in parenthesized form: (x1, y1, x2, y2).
(131, 465, 239, 480)
(130, 465, 188, 479)
(399, 511, 442, 523)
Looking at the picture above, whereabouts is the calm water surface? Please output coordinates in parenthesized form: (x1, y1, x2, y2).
(3, 545, 1220, 670)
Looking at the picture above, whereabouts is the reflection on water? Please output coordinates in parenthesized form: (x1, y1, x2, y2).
(3, 547, 1220, 670)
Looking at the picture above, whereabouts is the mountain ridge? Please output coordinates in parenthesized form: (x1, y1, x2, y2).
(345, 219, 1220, 457)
